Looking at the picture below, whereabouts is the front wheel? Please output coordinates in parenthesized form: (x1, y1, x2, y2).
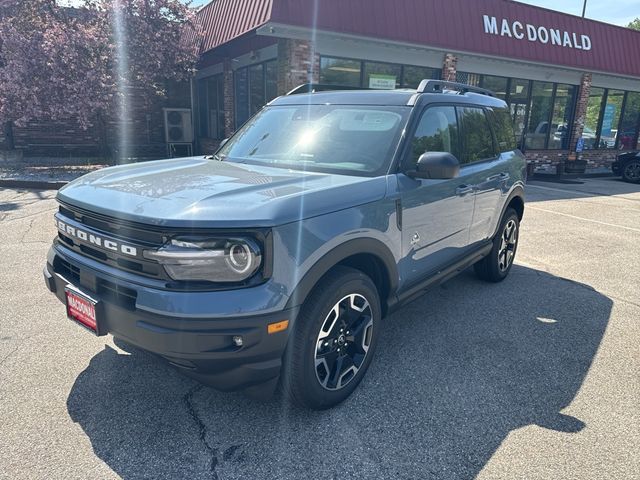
(621, 160, 640, 184)
(474, 208, 520, 282)
(282, 266, 381, 410)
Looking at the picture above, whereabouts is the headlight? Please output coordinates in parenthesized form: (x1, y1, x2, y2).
(143, 237, 262, 283)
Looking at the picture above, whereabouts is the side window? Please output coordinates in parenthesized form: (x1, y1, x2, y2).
(458, 107, 496, 163)
(409, 106, 460, 168)
(488, 107, 517, 152)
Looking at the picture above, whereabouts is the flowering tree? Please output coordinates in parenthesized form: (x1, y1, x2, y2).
(0, 0, 200, 151)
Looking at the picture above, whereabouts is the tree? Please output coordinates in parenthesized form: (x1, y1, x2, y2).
(628, 18, 640, 30)
(0, 0, 201, 154)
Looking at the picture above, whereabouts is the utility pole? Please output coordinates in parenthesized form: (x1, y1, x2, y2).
(581, 0, 587, 18)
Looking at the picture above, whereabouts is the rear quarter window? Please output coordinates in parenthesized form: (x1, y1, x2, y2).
(488, 107, 517, 152)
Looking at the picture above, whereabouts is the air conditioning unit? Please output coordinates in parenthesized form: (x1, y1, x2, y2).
(163, 108, 193, 143)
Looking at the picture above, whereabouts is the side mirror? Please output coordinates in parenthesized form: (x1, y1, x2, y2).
(408, 152, 460, 180)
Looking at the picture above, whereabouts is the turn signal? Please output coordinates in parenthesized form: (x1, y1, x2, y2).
(267, 320, 289, 334)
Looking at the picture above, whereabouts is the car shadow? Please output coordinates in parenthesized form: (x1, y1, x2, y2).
(67, 265, 612, 480)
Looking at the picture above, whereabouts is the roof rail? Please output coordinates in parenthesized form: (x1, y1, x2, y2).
(416, 80, 495, 97)
(286, 83, 370, 95)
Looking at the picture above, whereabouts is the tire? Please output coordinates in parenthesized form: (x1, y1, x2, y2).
(474, 208, 520, 283)
(282, 266, 381, 410)
(621, 160, 640, 184)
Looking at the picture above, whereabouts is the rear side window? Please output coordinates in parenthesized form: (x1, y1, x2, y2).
(409, 106, 460, 166)
(458, 107, 496, 163)
(488, 107, 517, 152)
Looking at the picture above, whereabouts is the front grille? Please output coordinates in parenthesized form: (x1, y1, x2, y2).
(53, 257, 80, 284)
(52, 257, 138, 309)
(59, 205, 164, 244)
(56, 205, 168, 280)
(97, 278, 137, 310)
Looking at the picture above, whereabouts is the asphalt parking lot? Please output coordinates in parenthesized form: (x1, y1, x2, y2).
(0, 177, 638, 480)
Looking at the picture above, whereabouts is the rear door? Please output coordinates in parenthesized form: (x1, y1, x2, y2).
(397, 105, 475, 287)
(457, 106, 510, 244)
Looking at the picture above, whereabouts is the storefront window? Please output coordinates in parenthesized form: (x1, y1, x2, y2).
(481, 76, 508, 100)
(524, 82, 554, 150)
(197, 74, 225, 139)
(320, 56, 441, 90)
(618, 92, 640, 150)
(548, 84, 576, 150)
(402, 66, 440, 88)
(363, 62, 401, 89)
(509, 78, 530, 146)
(599, 89, 624, 149)
(583, 87, 604, 150)
(265, 61, 278, 102)
(320, 57, 361, 86)
(235, 59, 277, 128)
(249, 64, 265, 116)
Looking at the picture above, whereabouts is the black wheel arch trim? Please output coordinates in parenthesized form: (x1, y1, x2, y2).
(284, 237, 399, 312)
(492, 185, 525, 239)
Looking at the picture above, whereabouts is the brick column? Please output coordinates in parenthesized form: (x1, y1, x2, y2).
(277, 39, 320, 95)
(223, 58, 235, 138)
(570, 73, 592, 154)
(442, 53, 458, 82)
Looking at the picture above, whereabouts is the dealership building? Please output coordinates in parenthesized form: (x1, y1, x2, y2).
(3, 0, 640, 173)
(192, 0, 640, 172)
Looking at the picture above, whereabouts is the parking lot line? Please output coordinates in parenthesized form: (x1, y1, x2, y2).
(527, 205, 640, 234)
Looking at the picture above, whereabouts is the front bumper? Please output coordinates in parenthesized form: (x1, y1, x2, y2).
(44, 245, 297, 392)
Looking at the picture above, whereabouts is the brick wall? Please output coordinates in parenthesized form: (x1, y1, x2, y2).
(569, 73, 592, 153)
(525, 149, 617, 172)
(277, 38, 319, 95)
(578, 150, 618, 169)
(442, 53, 458, 82)
(223, 58, 235, 138)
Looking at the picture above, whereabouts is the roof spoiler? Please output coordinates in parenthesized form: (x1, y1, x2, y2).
(286, 83, 371, 95)
(416, 80, 495, 97)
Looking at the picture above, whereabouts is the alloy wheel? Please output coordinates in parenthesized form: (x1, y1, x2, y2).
(623, 162, 640, 181)
(498, 219, 518, 272)
(314, 293, 374, 391)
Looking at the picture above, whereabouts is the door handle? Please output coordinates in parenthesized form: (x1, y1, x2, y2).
(487, 172, 510, 182)
(455, 184, 475, 196)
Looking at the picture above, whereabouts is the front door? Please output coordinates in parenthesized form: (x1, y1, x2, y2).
(397, 105, 475, 287)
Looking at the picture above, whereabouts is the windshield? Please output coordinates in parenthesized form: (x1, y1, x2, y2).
(217, 105, 410, 176)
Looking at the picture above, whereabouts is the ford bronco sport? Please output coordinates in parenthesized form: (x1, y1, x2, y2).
(44, 80, 526, 409)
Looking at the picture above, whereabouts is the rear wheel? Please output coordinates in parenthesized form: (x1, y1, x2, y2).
(474, 208, 520, 282)
(282, 266, 381, 410)
(621, 160, 640, 184)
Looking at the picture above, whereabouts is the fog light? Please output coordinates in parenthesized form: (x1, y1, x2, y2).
(232, 335, 243, 347)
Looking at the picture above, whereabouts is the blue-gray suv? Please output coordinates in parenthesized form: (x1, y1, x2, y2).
(44, 80, 526, 409)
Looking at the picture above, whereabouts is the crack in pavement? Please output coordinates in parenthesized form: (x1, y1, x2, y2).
(1, 206, 57, 223)
(183, 385, 246, 480)
(0, 345, 19, 367)
(184, 384, 221, 480)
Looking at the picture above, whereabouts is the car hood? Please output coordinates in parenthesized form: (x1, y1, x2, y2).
(57, 157, 387, 228)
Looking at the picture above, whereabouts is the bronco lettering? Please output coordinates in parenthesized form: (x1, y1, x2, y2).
(56, 219, 138, 257)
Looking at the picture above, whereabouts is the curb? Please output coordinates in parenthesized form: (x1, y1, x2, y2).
(0, 179, 68, 190)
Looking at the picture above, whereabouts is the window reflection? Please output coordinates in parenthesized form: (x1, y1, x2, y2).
(524, 82, 554, 150)
(618, 92, 640, 150)
(600, 90, 624, 149)
(548, 85, 576, 150)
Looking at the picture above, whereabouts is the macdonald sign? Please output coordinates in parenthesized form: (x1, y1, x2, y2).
(482, 15, 592, 51)
(269, 0, 640, 78)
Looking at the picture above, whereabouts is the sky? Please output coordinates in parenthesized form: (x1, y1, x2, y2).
(514, 0, 638, 27)
(63, 1, 638, 28)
